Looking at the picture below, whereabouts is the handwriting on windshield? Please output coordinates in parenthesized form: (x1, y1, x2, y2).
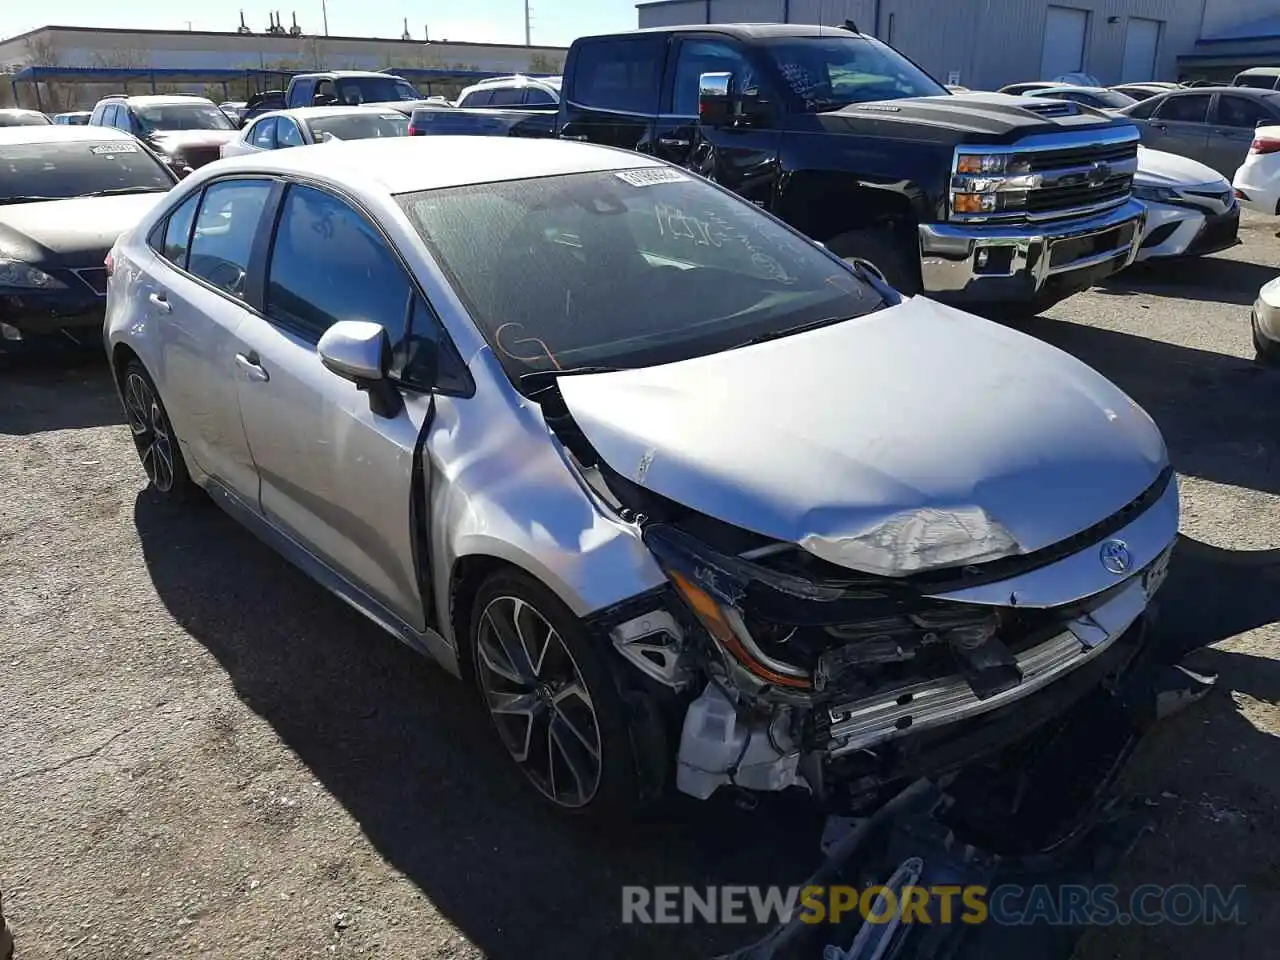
(653, 202, 724, 248)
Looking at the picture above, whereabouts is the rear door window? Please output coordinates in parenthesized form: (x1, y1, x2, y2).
(277, 118, 304, 146)
(186, 179, 274, 299)
(154, 192, 201, 268)
(460, 89, 493, 107)
(569, 37, 665, 114)
(250, 117, 277, 149)
(1155, 94, 1211, 123)
(489, 86, 525, 107)
(525, 86, 557, 105)
(1216, 95, 1275, 129)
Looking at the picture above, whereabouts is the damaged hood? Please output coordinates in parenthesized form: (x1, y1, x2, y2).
(557, 297, 1168, 577)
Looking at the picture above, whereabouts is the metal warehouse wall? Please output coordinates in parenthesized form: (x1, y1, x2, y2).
(637, 0, 1205, 88)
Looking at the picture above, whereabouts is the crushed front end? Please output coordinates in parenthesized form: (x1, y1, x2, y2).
(609, 469, 1178, 814)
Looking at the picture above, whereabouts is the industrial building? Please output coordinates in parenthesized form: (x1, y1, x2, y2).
(635, 0, 1280, 88)
(0, 23, 567, 109)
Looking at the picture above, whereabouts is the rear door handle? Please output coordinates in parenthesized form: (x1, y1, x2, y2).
(560, 133, 589, 142)
(658, 137, 691, 148)
(235, 352, 270, 382)
(148, 291, 172, 313)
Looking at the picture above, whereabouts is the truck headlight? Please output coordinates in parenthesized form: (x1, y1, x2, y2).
(0, 260, 67, 290)
(953, 192, 999, 214)
(956, 153, 1031, 175)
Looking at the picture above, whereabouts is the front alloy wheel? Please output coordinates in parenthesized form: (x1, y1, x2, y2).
(475, 595, 603, 808)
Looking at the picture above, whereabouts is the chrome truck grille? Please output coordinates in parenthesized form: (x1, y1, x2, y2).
(949, 127, 1140, 225)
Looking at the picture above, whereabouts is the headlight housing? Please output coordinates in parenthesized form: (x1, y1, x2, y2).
(951, 152, 1034, 219)
(0, 259, 67, 290)
(1131, 184, 1177, 204)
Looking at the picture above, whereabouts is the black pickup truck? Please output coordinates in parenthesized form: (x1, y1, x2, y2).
(409, 23, 1147, 311)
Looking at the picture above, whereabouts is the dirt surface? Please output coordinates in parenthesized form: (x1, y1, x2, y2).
(2, 214, 1279, 960)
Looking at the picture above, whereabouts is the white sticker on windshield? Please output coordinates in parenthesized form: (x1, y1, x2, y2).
(380, 114, 403, 120)
(615, 167, 687, 188)
(91, 143, 139, 154)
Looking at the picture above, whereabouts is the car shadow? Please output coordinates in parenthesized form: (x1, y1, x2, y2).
(1015, 313, 1280, 496)
(0, 351, 123, 435)
(132, 492, 822, 959)
(1081, 641, 1280, 958)
(1096, 256, 1276, 307)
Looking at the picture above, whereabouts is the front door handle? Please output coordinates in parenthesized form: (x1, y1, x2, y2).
(235, 352, 270, 382)
(1150, 122, 1166, 131)
(560, 132, 589, 142)
(658, 137, 691, 148)
(148, 291, 172, 313)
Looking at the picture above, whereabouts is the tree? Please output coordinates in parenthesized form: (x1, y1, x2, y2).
(527, 52, 563, 74)
(21, 35, 64, 111)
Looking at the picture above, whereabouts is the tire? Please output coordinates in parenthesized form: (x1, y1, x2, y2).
(119, 360, 199, 502)
(468, 569, 645, 819)
(1253, 312, 1280, 367)
(826, 226, 922, 296)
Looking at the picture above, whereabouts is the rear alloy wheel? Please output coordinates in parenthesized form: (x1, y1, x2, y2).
(826, 226, 921, 296)
(121, 361, 197, 501)
(469, 571, 642, 817)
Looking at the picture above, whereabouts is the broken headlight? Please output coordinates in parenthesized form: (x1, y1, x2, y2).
(646, 523, 1008, 696)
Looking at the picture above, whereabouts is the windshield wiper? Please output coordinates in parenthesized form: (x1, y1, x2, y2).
(519, 365, 620, 392)
(0, 195, 66, 205)
(733, 315, 858, 349)
(84, 187, 169, 197)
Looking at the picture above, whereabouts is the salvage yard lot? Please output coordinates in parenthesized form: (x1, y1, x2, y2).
(2, 214, 1279, 960)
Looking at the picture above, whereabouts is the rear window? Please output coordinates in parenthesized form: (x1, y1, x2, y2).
(0, 139, 174, 204)
(334, 76, 422, 104)
(569, 37, 664, 114)
(0, 111, 51, 127)
(136, 103, 234, 132)
(306, 112, 409, 141)
(1234, 73, 1280, 90)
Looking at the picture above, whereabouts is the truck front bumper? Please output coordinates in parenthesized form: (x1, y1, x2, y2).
(917, 200, 1146, 307)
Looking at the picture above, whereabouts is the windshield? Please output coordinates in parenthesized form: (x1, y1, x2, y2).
(0, 112, 52, 127)
(335, 77, 423, 103)
(759, 36, 947, 112)
(1090, 89, 1138, 108)
(306, 112, 409, 141)
(0, 139, 173, 203)
(399, 168, 887, 380)
(136, 103, 234, 132)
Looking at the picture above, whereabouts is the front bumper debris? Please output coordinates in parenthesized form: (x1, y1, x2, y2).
(917, 199, 1145, 304)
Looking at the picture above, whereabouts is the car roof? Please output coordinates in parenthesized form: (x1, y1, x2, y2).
(257, 105, 412, 122)
(1236, 67, 1280, 76)
(470, 74, 560, 88)
(0, 124, 142, 145)
(1029, 85, 1110, 95)
(0, 108, 47, 116)
(104, 94, 216, 105)
(296, 70, 398, 79)
(203, 136, 662, 194)
(585, 22, 867, 40)
(1160, 85, 1278, 98)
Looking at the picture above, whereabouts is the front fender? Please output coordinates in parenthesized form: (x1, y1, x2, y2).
(426, 353, 666, 646)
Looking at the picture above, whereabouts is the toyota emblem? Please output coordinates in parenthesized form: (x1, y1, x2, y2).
(1099, 539, 1133, 575)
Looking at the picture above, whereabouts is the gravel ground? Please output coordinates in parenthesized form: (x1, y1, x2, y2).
(2, 213, 1278, 960)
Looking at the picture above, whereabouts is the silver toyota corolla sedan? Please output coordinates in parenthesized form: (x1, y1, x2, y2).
(104, 137, 1179, 818)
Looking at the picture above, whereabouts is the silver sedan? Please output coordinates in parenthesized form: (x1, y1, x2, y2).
(104, 137, 1178, 817)
(220, 105, 408, 158)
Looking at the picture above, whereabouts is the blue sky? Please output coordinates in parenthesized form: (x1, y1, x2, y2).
(1, 0, 638, 46)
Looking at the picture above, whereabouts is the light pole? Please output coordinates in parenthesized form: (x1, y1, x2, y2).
(524, 0, 531, 45)
(321, 0, 329, 36)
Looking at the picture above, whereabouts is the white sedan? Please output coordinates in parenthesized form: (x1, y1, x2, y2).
(1132, 146, 1240, 262)
(220, 106, 408, 159)
(1233, 125, 1280, 217)
(1254, 276, 1280, 365)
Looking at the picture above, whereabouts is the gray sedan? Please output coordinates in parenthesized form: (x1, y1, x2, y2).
(103, 137, 1177, 818)
(1121, 85, 1280, 177)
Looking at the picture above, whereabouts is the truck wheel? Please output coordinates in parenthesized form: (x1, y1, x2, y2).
(1254, 312, 1280, 366)
(826, 227, 921, 296)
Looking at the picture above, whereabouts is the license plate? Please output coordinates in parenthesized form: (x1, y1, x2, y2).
(1142, 546, 1172, 598)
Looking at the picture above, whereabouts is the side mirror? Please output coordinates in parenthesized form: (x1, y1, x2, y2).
(312, 93, 335, 107)
(849, 257, 887, 285)
(317, 320, 403, 417)
(698, 71, 735, 128)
